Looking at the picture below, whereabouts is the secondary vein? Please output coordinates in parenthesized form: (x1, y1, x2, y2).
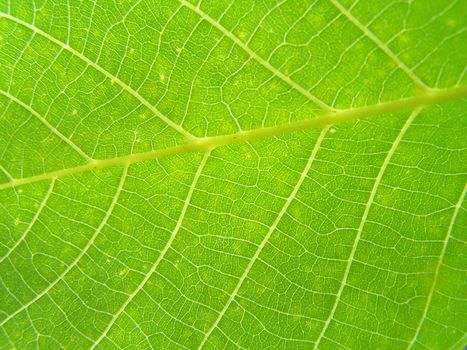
(89, 151, 211, 349)
(407, 183, 467, 349)
(330, 0, 429, 91)
(0, 12, 195, 141)
(0, 165, 128, 327)
(0, 90, 94, 162)
(197, 127, 329, 349)
(313, 107, 423, 348)
(177, 0, 333, 111)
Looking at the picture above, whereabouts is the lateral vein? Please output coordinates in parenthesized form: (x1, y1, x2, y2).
(197, 127, 329, 349)
(313, 107, 423, 348)
(407, 183, 467, 349)
(177, 0, 333, 111)
(331, 0, 429, 91)
(0, 12, 195, 140)
(89, 151, 211, 349)
(0, 178, 55, 264)
(0, 165, 128, 327)
(0, 90, 93, 161)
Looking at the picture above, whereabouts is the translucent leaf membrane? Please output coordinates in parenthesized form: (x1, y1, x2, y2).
(0, 0, 466, 349)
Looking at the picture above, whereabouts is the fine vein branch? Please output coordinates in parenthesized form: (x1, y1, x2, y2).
(1, 86, 465, 190)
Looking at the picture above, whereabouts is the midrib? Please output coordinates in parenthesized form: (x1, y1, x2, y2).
(0, 86, 465, 190)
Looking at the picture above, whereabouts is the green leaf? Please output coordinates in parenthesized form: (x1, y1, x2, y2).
(0, 0, 466, 349)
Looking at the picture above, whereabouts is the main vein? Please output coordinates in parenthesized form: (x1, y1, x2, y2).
(0, 86, 465, 191)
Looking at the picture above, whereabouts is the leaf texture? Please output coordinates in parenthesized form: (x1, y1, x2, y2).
(0, 0, 466, 349)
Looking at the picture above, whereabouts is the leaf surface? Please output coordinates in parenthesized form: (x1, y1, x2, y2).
(0, 1, 466, 349)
